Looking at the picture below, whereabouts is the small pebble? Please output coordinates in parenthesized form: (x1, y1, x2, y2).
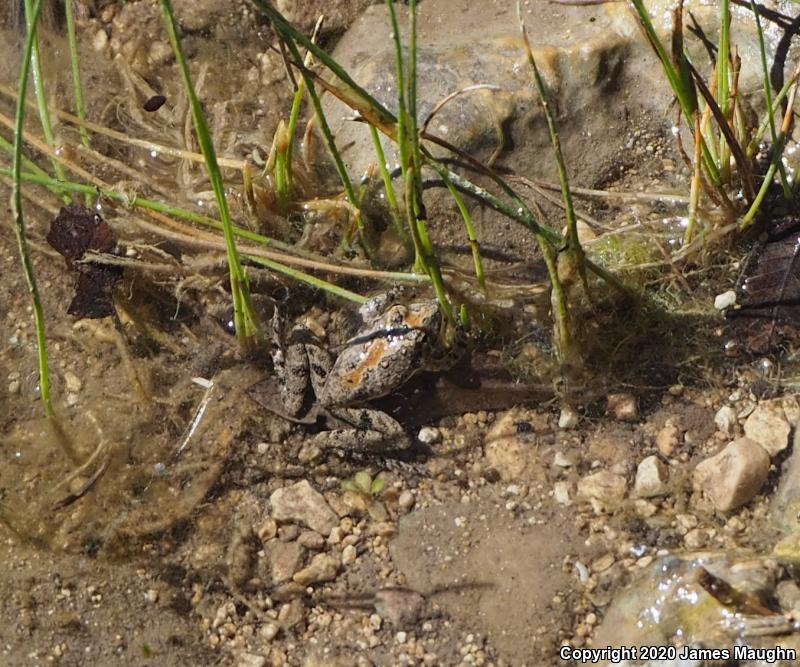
(693, 437, 770, 512)
(342, 544, 357, 566)
(714, 290, 737, 310)
(292, 553, 340, 585)
(260, 622, 279, 642)
(578, 470, 627, 514)
(607, 393, 638, 422)
(417, 427, 441, 444)
(714, 405, 737, 436)
(656, 420, 680, 456)
(297, 530, 325, 550)
(553, 451, 577, 468)
(591, 553, 615, 573)
(558, 406, 579, 429)
(92, 29, 108, 52)
(553, 481, 572, 505)
(634, 456, 669, 498)
(398, 490, 415, 512)
(258, 519, 278, 542)
(63, 371, 83, 393)
(743, 402, 791, 456)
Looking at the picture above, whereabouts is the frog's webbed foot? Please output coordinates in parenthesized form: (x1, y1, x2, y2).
(312, 407, 410, 452)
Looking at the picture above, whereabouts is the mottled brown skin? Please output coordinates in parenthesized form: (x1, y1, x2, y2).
(272, 296, 443, 452)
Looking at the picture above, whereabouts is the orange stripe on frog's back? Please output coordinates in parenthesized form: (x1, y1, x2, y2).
(341, 337, 389, 387)
(404, 310, 432, 329)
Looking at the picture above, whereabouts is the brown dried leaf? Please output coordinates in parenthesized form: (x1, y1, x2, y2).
(46, 205, 123, 319)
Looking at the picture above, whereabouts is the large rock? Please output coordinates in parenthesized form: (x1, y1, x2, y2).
(323, 0, 771, 268)
(270, 480, 339, 535)
(693, 438, 770, 512)
(593, 553, 800, 666)
(275, 0, 375, 35)
(771, 428, 800, 533)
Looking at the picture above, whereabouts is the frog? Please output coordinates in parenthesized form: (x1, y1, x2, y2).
(270, 293, 452, 452)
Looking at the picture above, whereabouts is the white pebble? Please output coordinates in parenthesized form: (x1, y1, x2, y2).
(342, 544, 357, 566)
(558, 406, 579, 429)
(553, 481, 572, 505)
(417, 427, 441, 444)
(714, 290, 737, 310)
(714, 405, 737, 435)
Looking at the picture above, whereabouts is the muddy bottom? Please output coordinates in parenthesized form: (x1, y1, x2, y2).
(3, 0, 800, 666)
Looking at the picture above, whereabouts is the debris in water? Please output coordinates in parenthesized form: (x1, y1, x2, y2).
(143, 94, 166, 112)
(727, 217, 800, 354)
(46, 204, 122, 319)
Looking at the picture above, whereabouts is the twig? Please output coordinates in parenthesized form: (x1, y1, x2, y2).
(51, 457, 110, 511)
(421, 84, 501, 134)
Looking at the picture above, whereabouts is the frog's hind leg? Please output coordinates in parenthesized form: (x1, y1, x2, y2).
(272, 342, 310, 416)
(314, 407, 410, 452)
(306, 344, 334, 397)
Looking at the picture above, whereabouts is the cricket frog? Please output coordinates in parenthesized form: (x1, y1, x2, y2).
(271, 293, 450, 452)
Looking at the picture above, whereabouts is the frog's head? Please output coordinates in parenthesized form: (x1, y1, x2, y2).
(382, 299, 443, 340)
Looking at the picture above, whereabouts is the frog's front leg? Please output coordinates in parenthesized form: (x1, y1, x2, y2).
(274, 342, 309, 416)
(311, 407, 410, 452)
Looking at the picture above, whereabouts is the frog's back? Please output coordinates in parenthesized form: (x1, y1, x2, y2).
(320, 330, 428, 406)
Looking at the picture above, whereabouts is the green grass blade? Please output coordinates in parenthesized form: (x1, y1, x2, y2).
(160, 0, 261, 344)
(519, 14, 585, 277)
(273, 30, 374, 256)
(384, 0, 429, 271)
(245, 255, 366, 303)
(406, 0, 451, 319)
(284, 85, 303, 196)
(251, 0, 395, 129)
(687, 60, 755, 201)
(629, 0, 721, 186)
(13, 0, 54, 417)
(369, 124, 408, 248)
(742, 65, 800, 228)
(748, 73, 796, 156)
(283, 18, 321, 198)
(2, 167, 429, 300)
(64, 0, 91, 150)
(251, 0, 626, 299)
(441, 171, 485, 288)
(750, 0, 791, 199)
(684, 112, 703, 244)
(22, 0, 69, 196)
(716, 0, 732, 179)
(0, 133, 51, 180)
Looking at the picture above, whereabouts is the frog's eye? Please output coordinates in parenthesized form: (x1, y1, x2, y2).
(386, 305, 406, 326)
